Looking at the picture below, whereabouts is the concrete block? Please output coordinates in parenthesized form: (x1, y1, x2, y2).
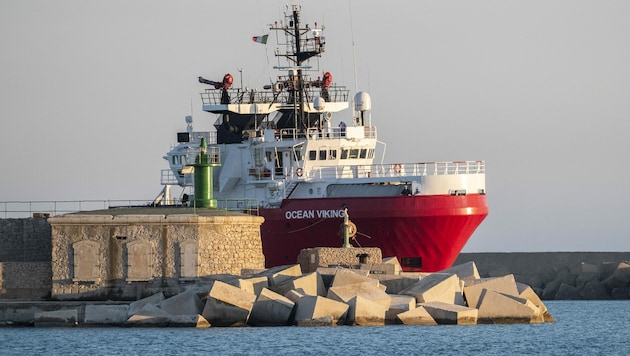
(296, 315, 334, 327)
(357, 263, 396, 275)
(84, 304, 129, 325)
(202, 280, 256, 326)
(315, 267, 338, 290)
(240, 276, 269, 296)
(248, 288, 295, 326)
(128, 292, 165, 316)
(477, 290, 541, 324)
(421, 301, 478, 325)
(124, 304, 171, 327)
(555, 283, 580, 300)
(463, 275, 519, 308)
(603, 262, 630, 289)
(385, 295, 417, 324)
(516, 283, 549, 315)
(330, 268, 381, 289)
(34, 309, 78, 327)
(611, 287, 629, 299)
(346, 295, 387, 326)
(159, 290, 204, 316)
(272, 272, 326, 297)
(292, 295, 349, 325)
(575, 271, 600, 289)
(235, 279, 255, 294)
(382, 257, 402, 275)
(438, 261, 480, 281)
(371, 275, 420, 294)
(261, 264, 304, 286)
(580, 280, 610, 300)
(397, 306, 437, 325)
(327, 281, 392, 310)
(167, 314, 211, 328)
(285, 289, 306, 304)
(400, 273, 461, 304)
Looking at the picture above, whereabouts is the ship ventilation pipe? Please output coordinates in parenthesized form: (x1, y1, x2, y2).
(192, 137, 221, 208)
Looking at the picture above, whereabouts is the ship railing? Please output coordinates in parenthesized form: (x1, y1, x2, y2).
(160, 169, 194, 186)
(307, 160, 485, 180)
(0, 200, 150, 219)
(1, 199, 260, 219)
(305, 125, 376, 140)
(200, 86, 349, 106)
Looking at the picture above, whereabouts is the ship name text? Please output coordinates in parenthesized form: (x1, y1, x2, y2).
(285, 209, 345, 220)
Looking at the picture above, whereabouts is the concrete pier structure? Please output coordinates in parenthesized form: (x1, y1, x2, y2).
(46, 207, 264, 300)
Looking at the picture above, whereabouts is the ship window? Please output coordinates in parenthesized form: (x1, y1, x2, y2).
(349, 149, 359, 159)
(368, 149, 375, 159)
(329, 149, 337, 160)
(266, 151, 273, 162)
(181, 155, 187, 164)
(341, 149, 349, 159)
(319, 150, 327, 160)
(172, 156, 180, 165)
(309, 150, 317, 160)
(360, 148, 368, 159)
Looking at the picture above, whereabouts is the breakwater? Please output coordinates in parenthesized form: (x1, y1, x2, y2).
(1, 217, 629, 301)
(1, 261, 554, 327)
(456, 252, 630, 300)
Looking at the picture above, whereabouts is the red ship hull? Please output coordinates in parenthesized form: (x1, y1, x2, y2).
(258, 194, 488, 272)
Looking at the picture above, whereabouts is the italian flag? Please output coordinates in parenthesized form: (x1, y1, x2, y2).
(252, 34, 268, 44)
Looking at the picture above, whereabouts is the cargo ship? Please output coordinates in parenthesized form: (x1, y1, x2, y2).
(159, 4, 488, 272)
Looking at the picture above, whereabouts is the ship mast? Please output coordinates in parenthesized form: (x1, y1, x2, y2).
(272, 4, 325, 134)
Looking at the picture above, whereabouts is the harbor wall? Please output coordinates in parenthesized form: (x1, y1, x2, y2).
(2, 217, 630, 301)
(48, 213, 265, 300)
(455, 252, 630, 300)
(0, 218, 52, 299)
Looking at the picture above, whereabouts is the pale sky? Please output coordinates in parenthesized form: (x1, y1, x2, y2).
(1, 0, 629, 253)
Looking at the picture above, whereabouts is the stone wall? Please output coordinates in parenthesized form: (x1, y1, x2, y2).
(298, 247, 383, 273)
(48, 213, 265, 300)
(0, 262, 52, 299)
(0, 218, 52, 299)
(0, 218, 51, 262)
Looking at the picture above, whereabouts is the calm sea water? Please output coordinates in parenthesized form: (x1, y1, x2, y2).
(1, 301, 628, 355)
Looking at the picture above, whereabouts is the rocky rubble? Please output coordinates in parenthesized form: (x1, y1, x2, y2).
(29, 260, 554, 327)
(510, 261, 630, 300)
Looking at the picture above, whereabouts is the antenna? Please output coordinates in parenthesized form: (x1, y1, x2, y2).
(349, 0, 358, 94)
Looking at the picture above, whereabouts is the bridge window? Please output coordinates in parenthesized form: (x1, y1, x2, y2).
(360, 148, 368, 159)
(349, 149, 359, 159)
(368, 149, 375, 158)
(341, 149, 349, 159)
(172, 156, 180, 165)
(319, 150, 327, 160)
(329, 149, 337, 160)
(309, 150, 317, 160)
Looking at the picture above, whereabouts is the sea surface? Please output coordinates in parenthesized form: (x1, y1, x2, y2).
(1, 300, 628, 355)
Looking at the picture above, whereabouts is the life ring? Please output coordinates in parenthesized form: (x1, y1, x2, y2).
(339, 220, 357, 238)
(393, 163, 402, 174)
(296, 167, 303, 177)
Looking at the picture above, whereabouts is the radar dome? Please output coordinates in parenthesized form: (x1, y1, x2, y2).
(314, 96, 326, 111)
(354, 91, 371, 112)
